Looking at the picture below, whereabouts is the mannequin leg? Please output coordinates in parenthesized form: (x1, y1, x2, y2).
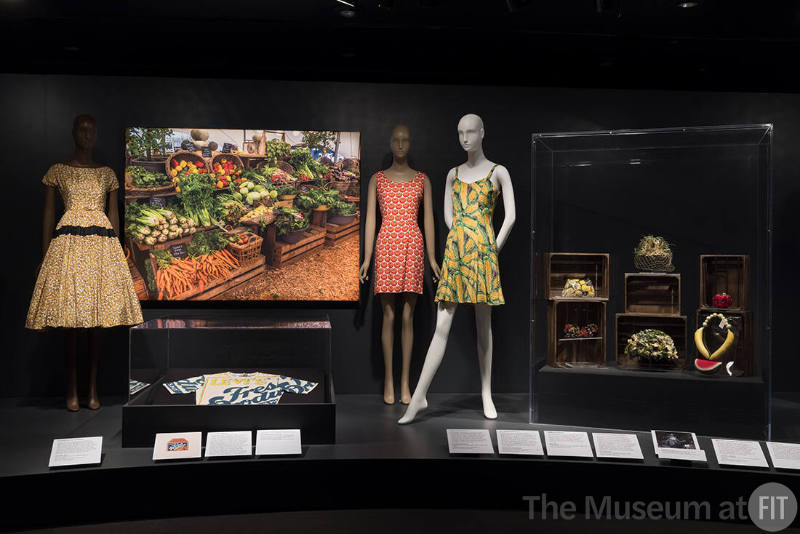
(399, 293, 418, 405)
(398, 301, 457, 424)
(379, 293, 397, 404)
(64, 329, 79, 412)
(474, 303, 497, 419)
(87, 328, 101, 410)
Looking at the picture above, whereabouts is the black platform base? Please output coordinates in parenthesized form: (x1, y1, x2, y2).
(122, 367, 335, 447)
(534, 365, 767, 439)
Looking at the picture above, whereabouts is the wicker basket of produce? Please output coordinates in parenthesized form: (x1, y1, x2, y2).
(342, 158, 360, 171)
(166, 151, 208, 175)
(125, 165, 175, 193)
(276, 161, 295, 175)
(330, 181, 352, 195)
(225, 231, 263, 267)
(211, 154, 244, 178)
(239, 205, 276, 227)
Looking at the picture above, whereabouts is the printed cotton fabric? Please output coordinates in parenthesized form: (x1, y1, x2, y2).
(163, 372, 318, 405)
(373, 171, 425, 294)
(26, 164, 143, 329)
(434, 164, 504, 305)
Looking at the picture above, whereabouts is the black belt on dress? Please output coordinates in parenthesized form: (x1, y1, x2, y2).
(54, 225, 118, 238)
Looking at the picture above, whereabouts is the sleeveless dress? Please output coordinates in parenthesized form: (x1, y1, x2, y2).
(26, 164, 143, 329)
(434, 164, 504, 305)
(373, 171, 425, 294)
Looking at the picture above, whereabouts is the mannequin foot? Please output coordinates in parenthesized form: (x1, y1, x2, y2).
(482, 393, 497, 420)
(383, 380, 395, 404)
(400, 384, 411, 405)
(398, 396, 427, 424)
(87, 393, 101, 411)
(66, 394, 79, 412)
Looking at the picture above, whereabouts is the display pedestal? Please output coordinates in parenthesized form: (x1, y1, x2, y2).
(123, 313, 335, 447)
(533, 365, 767, 438)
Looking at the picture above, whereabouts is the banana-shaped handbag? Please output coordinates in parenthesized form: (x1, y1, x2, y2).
(694, 312, 735, 361)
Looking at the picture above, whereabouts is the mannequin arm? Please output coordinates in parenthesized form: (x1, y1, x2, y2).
(107, 189, 120, 236)
(422, 175, 441, 279)
(359, 175, 378, 282)
(493, 165, 516, 252)
(41, 186, 56, 259)
(442, 168, 455, 230)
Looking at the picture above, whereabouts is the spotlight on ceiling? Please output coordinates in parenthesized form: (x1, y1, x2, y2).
(676, 1, 700, 8)
(339, 8, 356, 17)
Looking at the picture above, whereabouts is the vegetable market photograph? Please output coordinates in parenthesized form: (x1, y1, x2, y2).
(123, 127, 361, 302)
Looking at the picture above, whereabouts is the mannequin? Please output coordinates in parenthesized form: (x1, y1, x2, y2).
(399, 114, 515, 424)
(360, 125, 441, 404)
(26, 115, 143, 410)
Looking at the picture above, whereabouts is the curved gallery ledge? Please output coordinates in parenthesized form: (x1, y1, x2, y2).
(1, 393, 797, 530)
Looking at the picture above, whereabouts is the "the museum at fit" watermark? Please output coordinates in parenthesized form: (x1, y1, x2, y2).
(523, 482, 797, 531)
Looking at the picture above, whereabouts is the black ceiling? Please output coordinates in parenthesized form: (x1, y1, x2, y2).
(3, 0, 800, 91)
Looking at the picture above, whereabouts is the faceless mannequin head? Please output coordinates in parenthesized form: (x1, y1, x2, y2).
(390, 124, 411, 162)
(72, 114, 97, 151)
(457, 114, 484, 153)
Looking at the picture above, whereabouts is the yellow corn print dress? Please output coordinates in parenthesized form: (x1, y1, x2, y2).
(26, 164, 143, 330)
(434, 164, 504, 305)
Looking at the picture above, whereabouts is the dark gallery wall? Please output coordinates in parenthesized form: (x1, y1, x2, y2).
(0, 73, 797, 398)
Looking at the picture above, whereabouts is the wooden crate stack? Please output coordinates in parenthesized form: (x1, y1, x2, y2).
(696, 255, 753, 376)
(545, 253, 610, 368)
(617, 271, 687, 371)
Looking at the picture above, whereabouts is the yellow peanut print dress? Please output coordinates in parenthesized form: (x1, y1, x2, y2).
(26, 164, 143, 330)
(434, 164, 504, 305)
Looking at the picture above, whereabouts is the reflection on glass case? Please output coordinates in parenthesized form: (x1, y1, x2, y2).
(531, 125, 772, 439)
(122, 313, 335, 447)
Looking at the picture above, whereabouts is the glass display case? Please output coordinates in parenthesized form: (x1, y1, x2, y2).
(531, 125, 772, 439)
(123, 312, 334, 447)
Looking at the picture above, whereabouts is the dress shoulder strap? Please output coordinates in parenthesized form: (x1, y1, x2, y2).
(486, 164, 500, 179)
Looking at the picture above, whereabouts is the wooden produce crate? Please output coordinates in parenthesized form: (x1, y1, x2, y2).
(616, 313, 687, 371)
(624, 273, 681, 315)
(700, 254, 749, 311)
(263, 225, 326, 267)
(149, 252, 265, 301)
(325, 216, 360, 246)
(126, 249, 150, 301)
(695, 309, 754, 377)
(547, 299, 606, 368)
(135, 234, 192, 252)
(545, 253, 610, 300)
(225, 231, 264, 268)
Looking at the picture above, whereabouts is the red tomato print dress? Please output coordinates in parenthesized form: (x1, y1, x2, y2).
(374, 171, 425, 294)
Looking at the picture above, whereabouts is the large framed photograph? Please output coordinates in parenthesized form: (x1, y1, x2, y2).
(123, 127, 361, 302)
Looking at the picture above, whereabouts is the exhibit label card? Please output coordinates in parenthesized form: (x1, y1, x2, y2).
(651, 430, 706, 462)
(543, 431, 594, 458)
(712, 439, 768, 468)
(255, 429, 302, 456)
(592, 433, 644, 460)
(496, 430, 544, 456)
(49, 436, 103, 468)
(205, 431, 253, 458)
(446, 429, 495, 455)
(766, 442, 800, 470)
(153, 432, 202, 461)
